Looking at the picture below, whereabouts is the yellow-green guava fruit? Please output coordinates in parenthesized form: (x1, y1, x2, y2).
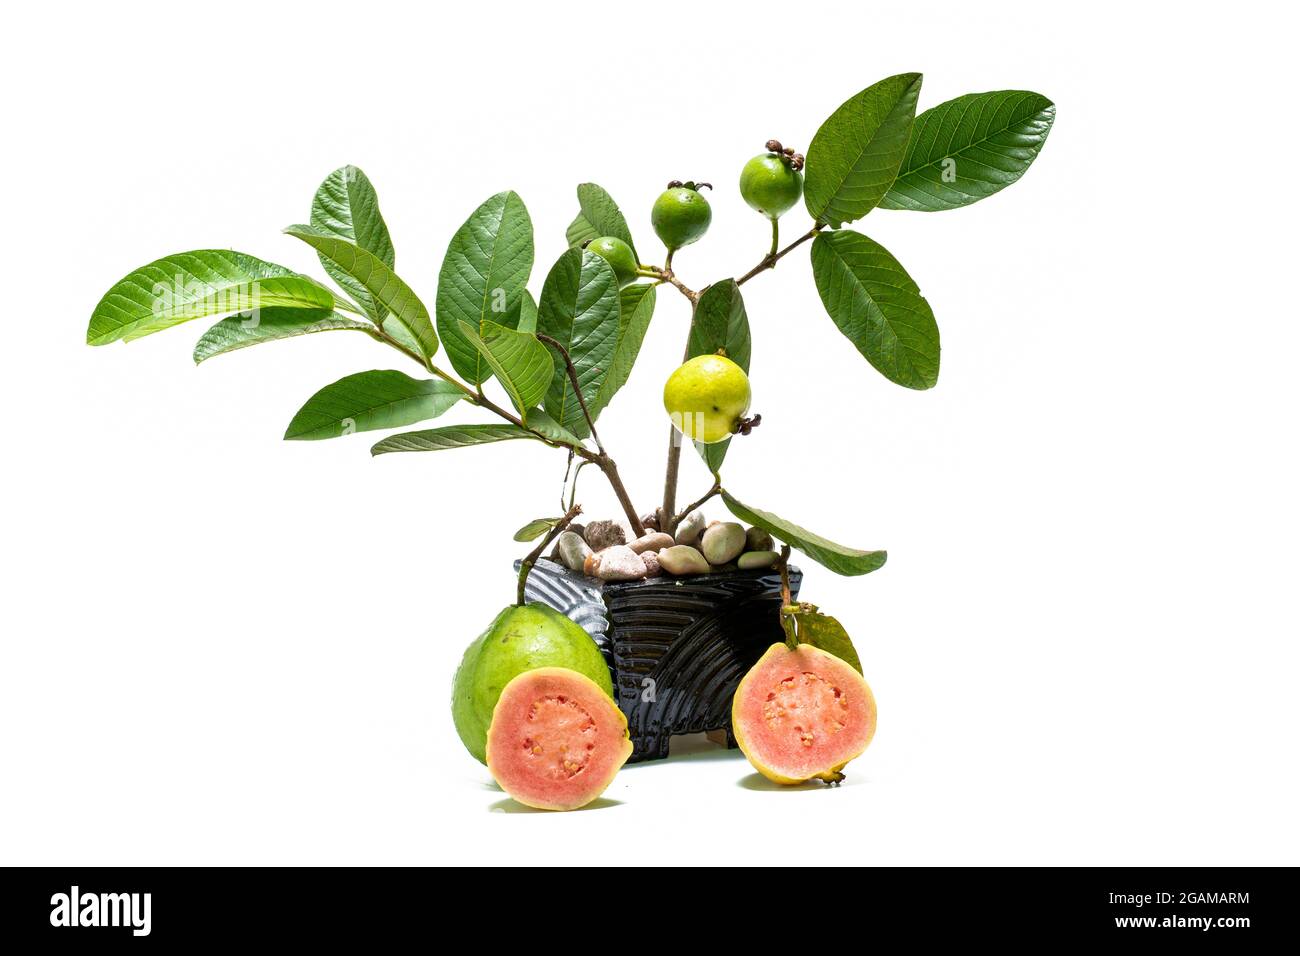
(452, 603, 613, 764)
(663, 353, 751, 444)
(486, 667, 632, 811)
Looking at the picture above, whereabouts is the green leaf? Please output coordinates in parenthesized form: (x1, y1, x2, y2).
(536, 248, 621, 438)
(457, 319, 553, 420)
(688, 279, 751, 472)
(435, 191, 535, 384)
(589, 284, 657, 420)
(780, 605, 864, 674)
(284, 370, 464, 440)
(720, 489, 887, 576)
(688, 279, 750, 369)
(282, 225, 437, 360)
(804, 73, 923, 228)
(514, 517, 560, 542)
(565, 183, 638, 261)
(524, 407, 584, 447)
(371, 423, 537, 456)
(87, 250, 336, 346)
(881, 91, 1056, 211)
(810, 230, 940, 390)
(513, 290, 539, 334)
(193, 307, 372, 364)
(309, 166, 395, 319)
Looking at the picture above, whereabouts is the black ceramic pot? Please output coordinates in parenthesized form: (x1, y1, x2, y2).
(516, 557, 802, 762)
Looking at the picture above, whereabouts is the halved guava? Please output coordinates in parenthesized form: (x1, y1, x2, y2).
(452, 603, 613, 765)
(732, 643, 877, 784)
(486, 667, 633, 811)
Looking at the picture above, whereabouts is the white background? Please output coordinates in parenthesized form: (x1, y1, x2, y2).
(3, 1, 1297, 865)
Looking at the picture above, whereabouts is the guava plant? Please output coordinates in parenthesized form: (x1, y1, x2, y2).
(86, 73, 1054, 585)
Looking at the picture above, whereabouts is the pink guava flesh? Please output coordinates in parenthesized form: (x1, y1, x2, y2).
(733, 644, 877, 783)
(486, 668, 632, 811)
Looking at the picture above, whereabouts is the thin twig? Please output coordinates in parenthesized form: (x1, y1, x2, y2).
(673, 477, 722, 527)
(778, 544, 793, 607)
(736, 224, 823, 287)
(517, 505, 582, 606)
(536, 333, 605, 455)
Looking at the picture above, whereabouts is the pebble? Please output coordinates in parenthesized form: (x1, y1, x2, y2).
(738, 550, 781, 570)
(584, 519, 626, 551)
(745, 526, 774, 552)
(591, 545, 648, 581)
(658, 545, 710, 576)
(640, 551, 662, 577)
(640, 512, 660, 532)
(674, 511, 707, 547)
(701, 522, 746, 565)
(628, 531, 674, 555)
(555, 531, 592, 573)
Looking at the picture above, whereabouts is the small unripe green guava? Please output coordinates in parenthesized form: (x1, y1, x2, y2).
(586, 236, 639, 287)
(651, 186, 712, 251)
(739, 153, 804, 219)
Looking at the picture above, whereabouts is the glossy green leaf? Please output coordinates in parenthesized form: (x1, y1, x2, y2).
(688, 279, 751, 473)
(193, 307, 371, 364)
(435, 191, 534, 384)
(371, 423, 536, 456)
(536, 248, 621, 438)
(780, 604, 864, 674)
(810, 230, 940, 390)
(589, 284, 657, 420)
(87, 250, 336, 346)
(881, 90, 1056, 211)
(513, 291, 539, 334)
(284, 370, 464, 440)
(565, 183, 638, 261)
(514, 517, 560, 542)
(804, 73, 923, 228)
(457, 319, 553, 420)
(309, 166, 395, 318)
(282, 225, 437, 359)
(524, 407, 584, 447)
(721, 489, 886, 576)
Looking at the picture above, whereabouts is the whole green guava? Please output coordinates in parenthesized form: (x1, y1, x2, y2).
(739, 153, 803, 219)
(586, 236, 639, 287)
(651, 185, 712, 251)
(452, 602, 614, 764)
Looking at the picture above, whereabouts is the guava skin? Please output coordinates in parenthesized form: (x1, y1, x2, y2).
(739, 154, 804, 219)
(585, 236, 639, 288)
(651, 186, 712, 251)
(662, 353, 751, 444)
(452, 603, 613, 764)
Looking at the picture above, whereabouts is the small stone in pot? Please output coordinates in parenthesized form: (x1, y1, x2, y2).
(641, 551, 662, 577)
(628, 531, 674, 555)
(658, 545, 710, 576)
(745, 526, 774, 552)
(555, 531, 593, 573)
(674, 510, 707, 547)
(584, 519, 626, 551)
(737, 550, 781, 570)
(591, 545, 649, 582)
(701, 522, 746, 565)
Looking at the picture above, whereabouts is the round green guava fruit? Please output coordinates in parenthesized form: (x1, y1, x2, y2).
(487, 667, 632, 811)
(732, 643, 877, 784)
(662, 353, 751, 444)
(651, 186, 712, 251)
(739, 153, 803, 219)
(585, 236, 639, 287)
(452, 603, 613, 764)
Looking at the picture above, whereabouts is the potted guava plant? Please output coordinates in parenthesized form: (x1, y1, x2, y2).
(87, 74, 1053, 802)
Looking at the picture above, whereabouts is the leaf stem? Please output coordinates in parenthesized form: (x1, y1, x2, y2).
(778, 544, 793, 607)
(517, 504, 582, 606)
(535, 333, 606, 456)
